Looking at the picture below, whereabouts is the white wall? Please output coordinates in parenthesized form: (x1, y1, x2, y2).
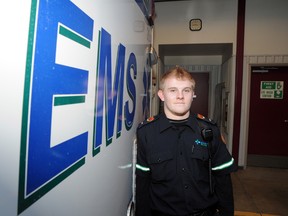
(244, 0, 288, 55)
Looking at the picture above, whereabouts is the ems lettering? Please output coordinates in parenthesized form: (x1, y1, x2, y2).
(93, 28, 137, 156)
(19, 0, 140, 214)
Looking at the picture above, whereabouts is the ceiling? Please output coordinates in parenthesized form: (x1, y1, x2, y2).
(154, 0, 233, 64)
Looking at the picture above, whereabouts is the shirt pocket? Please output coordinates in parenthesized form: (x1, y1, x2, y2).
(191, 144, 209, 161)
(147, 151, 175, 182)
(190, 144, 210, 180)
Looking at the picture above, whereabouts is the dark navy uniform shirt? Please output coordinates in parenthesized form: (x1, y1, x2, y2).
(136, 113, 237, 216)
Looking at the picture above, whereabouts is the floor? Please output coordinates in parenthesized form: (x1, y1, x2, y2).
(232, 166, 288, 216)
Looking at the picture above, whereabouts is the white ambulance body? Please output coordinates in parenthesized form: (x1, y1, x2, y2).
(0, 0, 155, 215)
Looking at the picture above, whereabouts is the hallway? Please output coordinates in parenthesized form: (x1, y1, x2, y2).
(232, 166, 288, 216)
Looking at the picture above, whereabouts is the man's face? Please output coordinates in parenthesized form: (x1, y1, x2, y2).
(158, 76, 194, 120)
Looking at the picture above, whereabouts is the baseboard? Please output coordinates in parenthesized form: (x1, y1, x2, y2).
(247, 154, 288, 168)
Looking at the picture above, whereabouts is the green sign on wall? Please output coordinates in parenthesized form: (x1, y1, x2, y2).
(260, 81, 284, 99)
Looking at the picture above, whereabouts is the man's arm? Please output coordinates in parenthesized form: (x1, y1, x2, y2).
(135, 130, 151, 216)
(214, 174, 234, 216)
(135, 174, 151, 216)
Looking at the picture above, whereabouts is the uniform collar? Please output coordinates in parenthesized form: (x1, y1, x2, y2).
(159, 112, 198, 133)
(186, 113, 199, 132)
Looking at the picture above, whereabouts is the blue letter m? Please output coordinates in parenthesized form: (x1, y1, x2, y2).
(93, 28, 125, 156)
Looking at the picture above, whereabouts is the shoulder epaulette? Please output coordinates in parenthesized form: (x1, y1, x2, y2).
(138, 115, 159, 129)
(196, 113, 216, 125)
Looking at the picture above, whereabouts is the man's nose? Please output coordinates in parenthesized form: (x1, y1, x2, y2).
(177, 91, 184, 99)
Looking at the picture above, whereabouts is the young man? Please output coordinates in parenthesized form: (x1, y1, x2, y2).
(136, 67, 237, 216)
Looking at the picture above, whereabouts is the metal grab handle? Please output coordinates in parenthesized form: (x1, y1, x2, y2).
(126, 200, 135, 216)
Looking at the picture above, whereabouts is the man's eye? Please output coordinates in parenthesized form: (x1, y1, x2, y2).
(184, 89, 191, 93)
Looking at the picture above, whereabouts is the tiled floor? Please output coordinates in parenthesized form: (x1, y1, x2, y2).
(232, 166, 288, 216)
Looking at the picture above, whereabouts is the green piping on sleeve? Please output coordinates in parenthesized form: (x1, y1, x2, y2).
(136, 164, 150, 172)
(212, 158, 234, 171)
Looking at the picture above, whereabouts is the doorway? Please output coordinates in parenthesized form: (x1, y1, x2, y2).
(247, 66, 288, 168)
(190, 72, 209, 117)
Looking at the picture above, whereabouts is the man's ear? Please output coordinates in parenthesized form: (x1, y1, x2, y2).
(158, 90, 164, 101)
